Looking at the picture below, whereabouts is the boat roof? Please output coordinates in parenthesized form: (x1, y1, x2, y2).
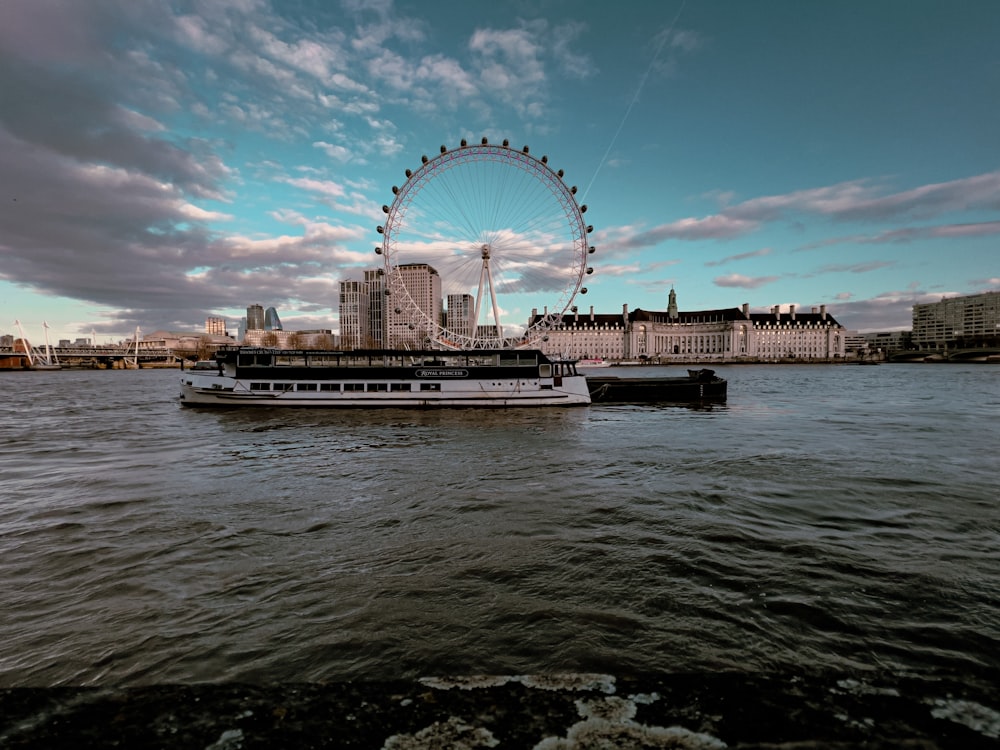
(216, 346, 553, 358)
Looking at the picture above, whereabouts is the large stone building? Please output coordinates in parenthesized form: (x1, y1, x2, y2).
(911, 291, 1000, 350)
(531, 289, 846, 362)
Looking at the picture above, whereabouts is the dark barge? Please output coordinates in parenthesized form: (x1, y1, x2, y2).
(586, 368, 727, 404)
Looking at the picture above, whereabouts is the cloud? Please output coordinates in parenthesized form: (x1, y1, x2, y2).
(704, 247, 772, 267)
(603, 216, 761, 254)
(713, 274, 781, 289)
(815, 261, 895, 274)
(661, 172, 1000, 247)
(796, 220, 1000, 251)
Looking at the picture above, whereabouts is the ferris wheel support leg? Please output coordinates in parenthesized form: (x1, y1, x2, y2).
(486, 259, 504, 343)
(473, 259, 487, 340)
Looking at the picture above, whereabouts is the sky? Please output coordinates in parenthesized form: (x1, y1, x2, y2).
(1, 0, 998, 345)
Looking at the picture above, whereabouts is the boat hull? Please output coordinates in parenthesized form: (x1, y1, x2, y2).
(587, 371, 727, 404)
(180, 377, 590, 407)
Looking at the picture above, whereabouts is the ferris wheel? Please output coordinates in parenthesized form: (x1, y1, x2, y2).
(376, 138, 595, 349)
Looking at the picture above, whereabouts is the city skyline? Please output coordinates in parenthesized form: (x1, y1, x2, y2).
(2, 1, 998, 343)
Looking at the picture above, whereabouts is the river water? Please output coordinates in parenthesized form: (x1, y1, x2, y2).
(1, 364, 997, 687)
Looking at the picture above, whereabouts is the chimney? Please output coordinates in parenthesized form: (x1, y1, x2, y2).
(623, 303, 628, 316)
(743, 302, 750, 318)
(790, 304, 796, 320)
(811, 307, 818, 314)
(773, 305, 780, 321)
(820, 304, 827, 320)
(590, 305, 595, 321)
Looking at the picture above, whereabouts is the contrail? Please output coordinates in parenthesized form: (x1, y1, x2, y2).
(582, 0, 688, 201)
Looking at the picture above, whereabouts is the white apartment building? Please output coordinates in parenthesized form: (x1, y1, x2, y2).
(911, 291, 1000, 349)
(386, 263, 442, 348)
(338, 279, 368, 349)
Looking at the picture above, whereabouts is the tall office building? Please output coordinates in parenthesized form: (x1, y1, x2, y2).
(446, 294, 475, 340)
(364, 269, 386, 348)
(246, 304, 265, 331)
(264, 307, 283, 331)
(205, 316, 226, 336)
(386, 264, 441, 348)
(339, 280, 367, 349)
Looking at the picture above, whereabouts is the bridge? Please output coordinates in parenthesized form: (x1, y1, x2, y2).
(1, 345, 183, 369)
(889, 347, 1000, 362)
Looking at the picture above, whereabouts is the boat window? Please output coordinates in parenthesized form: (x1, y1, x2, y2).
(420, 383, 441, 391)
(500, 353, 537, 367)
(369, 383, 388, 392)
(344, 383, 365, 391)
(467, 354, 499, 366)
(539, 364, 552, 377)
(249, 382, 270, 390)
(345, 355, 371, 367)
(296, 383, 317, 391)
(275, 355, 306, 367)
(308, 354, 340, 367)
(239, 353, 273, 367)
(390, 383, 411, 392)
(319, 383, 340, 391)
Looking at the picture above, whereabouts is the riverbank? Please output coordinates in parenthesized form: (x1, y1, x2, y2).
(2, 670, 998, 748)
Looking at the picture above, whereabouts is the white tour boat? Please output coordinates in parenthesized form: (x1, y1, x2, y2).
(180, 347, 591, 408)
(576, 358, 611, 368)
